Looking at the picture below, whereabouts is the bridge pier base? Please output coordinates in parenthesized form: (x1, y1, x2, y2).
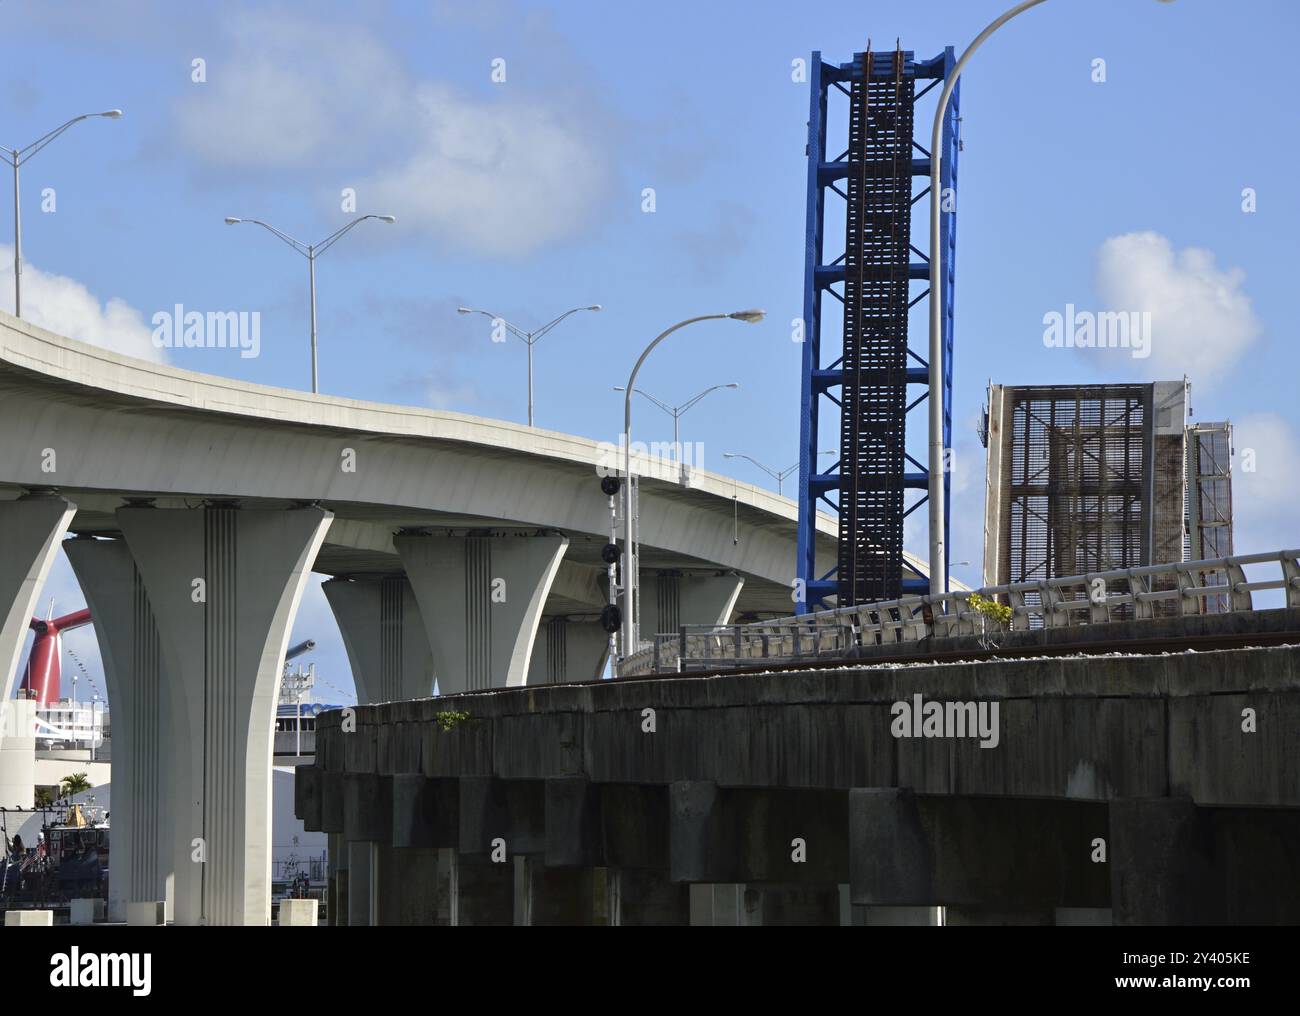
(528, 616, 610, 683)
(323, 576, 434, 703)
(64, 536, 174, 925)
(117, 504, 332, 926)
(395, 532, 568, 693)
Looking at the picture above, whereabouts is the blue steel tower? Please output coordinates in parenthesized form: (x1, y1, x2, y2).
(795, 46, 960, 613)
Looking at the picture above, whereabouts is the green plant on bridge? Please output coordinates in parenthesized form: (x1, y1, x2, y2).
(966, 593, 1013, 628)
(434, 710, 472, 732)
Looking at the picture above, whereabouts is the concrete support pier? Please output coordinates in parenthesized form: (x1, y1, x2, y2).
(65, 536, 173, 924)
(395, 532, 567, 693)
(0, 494, 76, 701)
(527, 616, 610, 684)
(638, 571, 743, 636)
(323, 576, 434, 704)
(118, 504, 332, 926)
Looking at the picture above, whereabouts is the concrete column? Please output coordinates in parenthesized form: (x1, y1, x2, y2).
(348, 841, 379, 927)
(342, 772, 391, 927)
(376, 846, 443, 925)
(858, 905, 944, 926)
(639, 571, 743, 637)
(64, 536, 173, 924)
(518, 858, 611, 926)
(326, 832, 345, 927)
(451, 853, 514, 926)
(0, 698, 36, 808)
(527, 616, 610, 684)
(395, 532, 567, 693)
(326, 831, 349, 927)
(747, 884, 841, 926)
(117, 504, 332, 926)
(610, 868, 688, 926)
(0, 495, 76, 702)
(322, 576, 434, 704)
(689, 883, 748, 926)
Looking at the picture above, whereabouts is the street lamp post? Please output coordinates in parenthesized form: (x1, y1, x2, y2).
(724, 450, 835, 497)
(613, 382, 739, 483)
(458, 305, 601, 426)
(925, 0, 1172, 595)
(2, 110, 123, 318)
(619, 310, 765, 663)
(225, 214, 396, 393)
(927, 0, 1050, 597)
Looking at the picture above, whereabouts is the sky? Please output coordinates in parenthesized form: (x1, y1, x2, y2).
(4, 0, 1297, 706)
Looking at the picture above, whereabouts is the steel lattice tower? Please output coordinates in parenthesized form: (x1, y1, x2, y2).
(795, 46, 960, 613)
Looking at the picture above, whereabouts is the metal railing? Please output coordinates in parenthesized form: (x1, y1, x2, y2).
(622, 549, 1300, 676)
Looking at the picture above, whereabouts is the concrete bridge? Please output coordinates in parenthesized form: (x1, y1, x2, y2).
(0, 311, 925, 925)
(296, 607, 1300, 925)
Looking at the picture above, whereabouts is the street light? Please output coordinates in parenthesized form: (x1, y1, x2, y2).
(458, 304, 601, 426)
(3, 110, 123, 318)
(225, 213, 396, 393)
(613, 382, 739, 483)
(926, 0, 1172, 595)
(724, 449, 835, 497)
(619, 310, 765, 664)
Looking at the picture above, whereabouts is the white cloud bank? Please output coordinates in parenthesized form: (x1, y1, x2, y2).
(1094, 231, 1260, 382)
(0, 245, 162, 362)
(172, 11, 611, 257)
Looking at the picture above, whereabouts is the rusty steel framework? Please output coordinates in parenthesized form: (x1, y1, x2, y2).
(1003, 385, 1152, 620)
(1186, 421, 1235, 613)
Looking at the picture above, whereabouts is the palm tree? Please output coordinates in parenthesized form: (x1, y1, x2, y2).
(60, 773, 91, 799)
(34, 787, 54, 808)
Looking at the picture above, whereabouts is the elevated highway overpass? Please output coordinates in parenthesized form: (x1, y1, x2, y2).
(0, 310, 935, 925)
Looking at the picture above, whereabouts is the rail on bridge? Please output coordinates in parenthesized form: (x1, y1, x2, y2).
(626, 549, 1300, 675)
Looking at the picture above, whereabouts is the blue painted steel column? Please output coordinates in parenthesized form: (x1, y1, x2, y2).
(795, 52, 827, 615)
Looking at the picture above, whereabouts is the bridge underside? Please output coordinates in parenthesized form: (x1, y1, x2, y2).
(299, 628, 1300, 925)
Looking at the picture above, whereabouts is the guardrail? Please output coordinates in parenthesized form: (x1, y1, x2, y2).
(621, 549, 1300, 676)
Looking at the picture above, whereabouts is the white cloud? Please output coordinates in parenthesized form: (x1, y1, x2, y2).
(363, 84, 610, 257)
(0, 245, 162, 362)
(1094, 231, 1260, 382)
(1231, 412, 1300, 554)
(172, 11, 407, 170)
(171, 10, 610, 256)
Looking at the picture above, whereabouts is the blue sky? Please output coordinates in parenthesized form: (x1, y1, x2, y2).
(6, 0, 1297, 704)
